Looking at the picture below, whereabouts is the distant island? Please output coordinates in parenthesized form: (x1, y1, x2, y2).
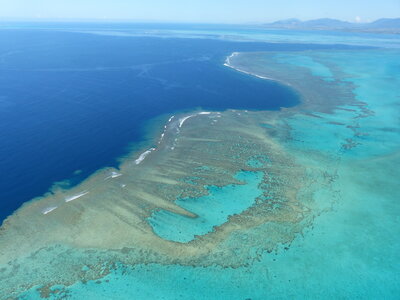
(261, 18, 400, 34)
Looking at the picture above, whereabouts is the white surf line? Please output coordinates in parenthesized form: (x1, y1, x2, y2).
(158, 132, 166, 144)
(65, 191, 89, 203)
(224, 52, 291, 86)
(42, 206, 58, 215)
(111, 172, 122, 178)
(134, 147, 156, 165)
(178, 111, 213, 128)
(158, 115, 176, 145)
(209, 112, 221, 118)
(226, 63, 275, 81)
(162, 112, 216, 150)
(178, 115, 195, 128)
(223, 52, 239, 67)
(105, 171, 123, 180)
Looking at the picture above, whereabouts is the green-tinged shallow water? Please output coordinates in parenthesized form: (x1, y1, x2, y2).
(16, 48, 400, 300)
(148, 171, 264, 243)
(2, 32, 400, 298)
(275, 54, 335, 81)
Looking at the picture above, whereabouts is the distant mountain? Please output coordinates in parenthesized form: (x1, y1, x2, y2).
(267, 18, 354, 29)
(302, 18, 353, 28)
(365, 18, 400, 29)
(269, 18, 302, 26)
(263, 18, 400, 33)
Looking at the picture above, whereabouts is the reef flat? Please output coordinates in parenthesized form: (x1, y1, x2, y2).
(1, 47, 400, 299)
(1, 105, 315, 297)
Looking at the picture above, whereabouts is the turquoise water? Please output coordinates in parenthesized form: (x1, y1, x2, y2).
(246, 155, 270, 168)
(283, 50, 400, 158)
(148, 171, 263, 243)
(246, 158, 264, 168)
(5, 22, 400, 48)
(28, 50, 400, 299)
(6, 29, 400, 299)
(275, 54, 335, 81)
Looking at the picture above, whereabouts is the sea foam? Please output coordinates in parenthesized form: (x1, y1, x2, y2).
(42, 206, 57, 215)
(134, 148, 156, 165)
(179, 112, 212, 128)
(105, 171, 122, 180)
(65, 191, 89, 203)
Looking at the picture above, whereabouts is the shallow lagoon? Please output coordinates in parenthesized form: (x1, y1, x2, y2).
(1, 26, 399, 299)
(149, 171, 263, 243)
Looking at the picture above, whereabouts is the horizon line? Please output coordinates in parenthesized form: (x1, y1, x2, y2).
(0, 16, 398, 25)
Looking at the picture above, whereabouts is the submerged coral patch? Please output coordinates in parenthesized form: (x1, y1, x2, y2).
(148, 171, 264, 243)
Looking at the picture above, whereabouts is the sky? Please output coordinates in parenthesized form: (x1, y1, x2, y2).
(0, 0, 399, 23)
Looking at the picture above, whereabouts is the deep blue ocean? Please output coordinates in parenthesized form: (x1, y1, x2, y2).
(0, 25, 358, 222)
